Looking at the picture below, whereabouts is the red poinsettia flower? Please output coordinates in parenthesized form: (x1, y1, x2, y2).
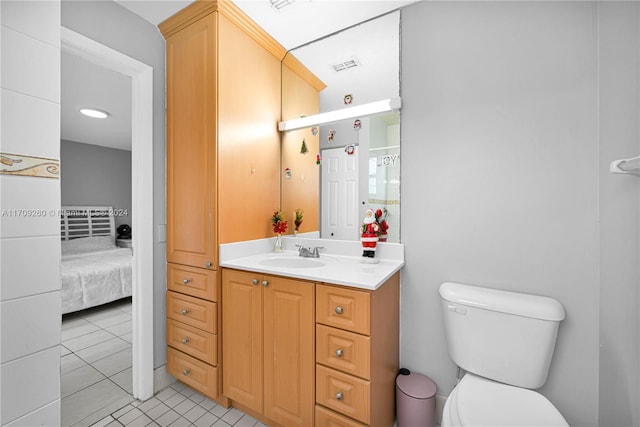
(272, 209, 288, 234)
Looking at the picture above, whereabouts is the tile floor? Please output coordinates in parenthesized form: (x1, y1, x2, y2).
(61, 298, 262, 427)
(61, 298, 135, 426)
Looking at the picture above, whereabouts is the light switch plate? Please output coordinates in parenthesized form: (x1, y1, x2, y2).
(156, 224, 166, 243)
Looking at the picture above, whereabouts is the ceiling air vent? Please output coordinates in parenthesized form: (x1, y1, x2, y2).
(270, 0, 296, 11)
(330, 57, 360, 72)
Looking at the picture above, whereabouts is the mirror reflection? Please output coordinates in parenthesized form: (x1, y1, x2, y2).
(281, 11, 401, 242)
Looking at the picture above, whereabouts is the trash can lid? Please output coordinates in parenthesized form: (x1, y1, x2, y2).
(396, 372, 437, 399)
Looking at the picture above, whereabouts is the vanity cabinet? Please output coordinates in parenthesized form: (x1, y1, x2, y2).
(315, 273, 400, 427)
(222, 269, 315, 426)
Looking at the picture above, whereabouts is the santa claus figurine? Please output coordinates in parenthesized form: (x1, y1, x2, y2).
(361, 209, 380, 263)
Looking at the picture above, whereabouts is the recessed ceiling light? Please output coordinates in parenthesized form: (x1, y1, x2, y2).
(80, 108, 110, 119)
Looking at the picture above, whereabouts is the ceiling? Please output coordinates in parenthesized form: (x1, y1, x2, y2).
(61, 0, 415, 151)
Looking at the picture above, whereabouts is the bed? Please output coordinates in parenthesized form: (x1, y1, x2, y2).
(60, 206, 132, 314)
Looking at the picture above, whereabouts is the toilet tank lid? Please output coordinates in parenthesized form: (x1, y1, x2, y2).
(439, 282, 565, 321)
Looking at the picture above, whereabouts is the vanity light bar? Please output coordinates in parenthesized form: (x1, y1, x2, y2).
(278, 97, 401, 132)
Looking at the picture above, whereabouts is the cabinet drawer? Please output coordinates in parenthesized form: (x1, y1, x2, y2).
(316, 365, 370, 425)
(168, 263, 218, 301)
(316, 324, 370, 380)
(316, 285, 370, 335)
(167, 291, 217, 334)
(167, 318, 217, 365)
(315, 405, 367, 427)
(167, 347, 218, 399)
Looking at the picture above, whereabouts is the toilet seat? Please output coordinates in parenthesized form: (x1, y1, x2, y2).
(443, 373, 569, 427)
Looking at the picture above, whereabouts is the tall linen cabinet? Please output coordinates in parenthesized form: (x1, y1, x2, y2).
(160, 0, 284, 402)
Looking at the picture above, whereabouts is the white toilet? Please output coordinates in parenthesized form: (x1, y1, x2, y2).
(439, 282, 569, 427)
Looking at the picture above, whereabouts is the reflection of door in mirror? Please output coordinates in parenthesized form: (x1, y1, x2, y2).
(320, 112, 400, 242)
(321, 146, 360, 240)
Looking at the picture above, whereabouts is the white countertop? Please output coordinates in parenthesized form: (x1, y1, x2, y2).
(219, 235, 404, 290)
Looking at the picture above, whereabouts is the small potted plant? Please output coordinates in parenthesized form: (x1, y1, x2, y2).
(271, 209, 287, 252)
(294, 208, 304, 236)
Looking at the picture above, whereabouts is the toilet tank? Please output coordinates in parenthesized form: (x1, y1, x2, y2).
(439, 282, 565, 389)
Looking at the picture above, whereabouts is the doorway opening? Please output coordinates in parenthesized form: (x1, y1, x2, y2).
(60, 27, 154, 424)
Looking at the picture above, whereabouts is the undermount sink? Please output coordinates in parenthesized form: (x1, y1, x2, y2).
(259, 256, 325, 269)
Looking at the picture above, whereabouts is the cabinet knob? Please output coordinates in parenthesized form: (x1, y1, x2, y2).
(181, 308, 190, 315)
(335, 306, 343, 315)
(183, 278, 191, 285)
(252, 279, 259, 286)
(262, 280, 269, 287)
(183, 369, 190, 376)
(335, 392, 344, 401)
(335, 349, 344, 358)
(182, 337, 190, 345)
(205, 261, 213, 268)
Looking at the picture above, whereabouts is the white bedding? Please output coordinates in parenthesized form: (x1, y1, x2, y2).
(61, 242, 133, 314)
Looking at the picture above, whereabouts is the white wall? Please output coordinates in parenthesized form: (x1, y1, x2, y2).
(400, 2, 639, 426)
(0, 1, 62, 425)
(60, 140, 132, 229)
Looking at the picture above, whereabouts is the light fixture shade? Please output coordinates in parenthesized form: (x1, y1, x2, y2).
(278, 97, 401, 132)
(80, 108, 110, 119)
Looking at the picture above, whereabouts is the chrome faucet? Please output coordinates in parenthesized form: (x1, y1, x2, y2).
(297, 245, 324, 258)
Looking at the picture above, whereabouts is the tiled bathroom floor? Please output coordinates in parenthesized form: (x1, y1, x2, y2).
(61, 299, 262, 427)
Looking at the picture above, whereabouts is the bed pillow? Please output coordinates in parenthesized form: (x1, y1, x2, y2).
(61, 236, 115, 255)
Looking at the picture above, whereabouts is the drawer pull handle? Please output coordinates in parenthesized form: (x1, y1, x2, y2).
(182, 337, 190, 345)
(335, 306, 343, 315)
(262, 280, 269, 287)
(205, 262, 213, 268)
(335, 349, 344, 357)
(181, 308, 190, 315)
(183, 369, 190, 376)
(335, 392, 344, 401)
(252, 279, 259, 285)
(183, 278, 191, 285)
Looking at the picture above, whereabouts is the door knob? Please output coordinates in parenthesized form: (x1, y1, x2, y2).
(335, 349, 344, 357)
(335, 306, 343, 315)
(181, 308, 190, 315)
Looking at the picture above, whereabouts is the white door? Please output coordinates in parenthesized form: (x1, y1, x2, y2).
(321, 146, 360, 240)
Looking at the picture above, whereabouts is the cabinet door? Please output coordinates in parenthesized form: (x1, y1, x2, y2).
(263, 276, 315, 426)
(166, 12, 218, 269)
(222, 269, 263, 413)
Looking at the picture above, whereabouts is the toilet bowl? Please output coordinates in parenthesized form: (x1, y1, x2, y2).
(441, 373, 568, 427)
(439, 282, 568, 427)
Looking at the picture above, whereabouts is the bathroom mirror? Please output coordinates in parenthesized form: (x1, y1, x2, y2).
(281, 11, 401, 242)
